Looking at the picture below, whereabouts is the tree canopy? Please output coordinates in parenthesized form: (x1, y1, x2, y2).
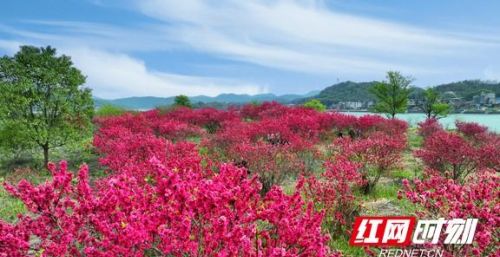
(303, 99, 326, 112)
(419, 88, 451, 119)
(0, 45, 94, 166)
(369, 71, 412, 118)
(174, 95, 192, 108)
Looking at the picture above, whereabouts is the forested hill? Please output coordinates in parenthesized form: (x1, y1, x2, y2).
(433, 80, 500, 100)
(307, 81, 377, 106)
(304, 80, 499, 104)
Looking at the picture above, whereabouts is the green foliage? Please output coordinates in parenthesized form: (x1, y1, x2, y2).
(303, 99, 326, 112)
(434, 80, 500, 100)
(419, 88, 450, 119)
(431, 103, 451, 117)
(0, 122, 34, 158)
(0, 45, 94, 167)
(95, 104, 127, 117)
(369, 71, 412, 118)
(173, 95, 192, 108)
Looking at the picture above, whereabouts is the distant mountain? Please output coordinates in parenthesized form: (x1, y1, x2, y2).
(300, 80, 499, 105)
(94, 90, 320, 110)
(94, 80, 499, 110)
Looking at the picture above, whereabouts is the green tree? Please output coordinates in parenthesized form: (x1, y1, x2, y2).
(173, 95, 192, 108)
(303, 99, 326, 112)
(0, 45, 94, 167)
(370, 71, 412, 118)
(420, 88, 451, 119)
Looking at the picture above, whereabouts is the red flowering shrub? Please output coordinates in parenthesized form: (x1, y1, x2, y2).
(476, 137, 500, 171)
(204, 117, 318, 194)
(300, 157, 362, 238)
(2, 103, 425, 256)
(332, 132, 406, 194)
(408, 123, 499, 256)
(415, 130, 499, 181)
(355, 115, 408, 137)
(402, 170, 499, 257)
(1, 158, 339, 257)
(188, 107, 239, 133)
(314, 112, 357, 141)
(233, 142, 311, 193)
(455, 121, 488, 140)
(417, 118, 443, 138)
(415, 131, 476, 181)
(240, 101, 289, 120)
(156, 120, 203, 141)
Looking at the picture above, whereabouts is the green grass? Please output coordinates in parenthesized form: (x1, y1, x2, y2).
(0, 163, 51, 222)
(390, 169, 415, 180)
(358, 180, 420, 216)
(281, 178, 297, 195)
(359, 183, 400, 201)
(394, 198, 421, 215)
(329, 237, 366, 257)
(0, 178, 26, 223)
(407, 128, 423, 148)
(187, 136, 202, 144)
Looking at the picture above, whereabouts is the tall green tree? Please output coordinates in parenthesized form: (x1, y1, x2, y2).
(173, 95, 192, 108)
(303, 99, 326, 112)
(370, 71, 412, 118)
(0, 46, 94, 167)
(420, 88, 451, 119)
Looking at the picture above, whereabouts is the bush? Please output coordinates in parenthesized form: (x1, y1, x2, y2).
(1, 158, 338, 256)
(333, 132, 406, 194)
(95, 104, 127, 117)
(303, 99, 326, 112)
(2, 102, 427, 256)
(402, 170, 499, 256)
(417, 118, 443, 138)
(414, 130, 499, 182)
(300, 157, 362, 238)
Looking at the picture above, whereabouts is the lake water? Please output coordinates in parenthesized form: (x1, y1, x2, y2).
(341, 112, 500, 132)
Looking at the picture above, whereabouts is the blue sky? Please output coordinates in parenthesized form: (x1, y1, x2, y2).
(1, 0, 499, 99)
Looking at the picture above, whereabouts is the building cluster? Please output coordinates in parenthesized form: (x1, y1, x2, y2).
(444, 91, 499, 112)
(330, 91, 499, 113)
(472, 92, 496, 106)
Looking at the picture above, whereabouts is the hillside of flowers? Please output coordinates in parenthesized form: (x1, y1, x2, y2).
(1, 102, 499, 257)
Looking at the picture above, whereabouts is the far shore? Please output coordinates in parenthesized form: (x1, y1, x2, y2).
(336, 110, 500, 114)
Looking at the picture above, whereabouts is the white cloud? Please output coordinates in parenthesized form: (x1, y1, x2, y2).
(0, 39, 23, 54)
(65, 47, 267, 98)
(0, 39, 267, 98)
(1, 22, 174, 52)
(135, 0, 497, 76)
(2, 0, 499, 97)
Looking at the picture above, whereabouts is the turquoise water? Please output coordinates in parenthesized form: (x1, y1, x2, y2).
(341, 112, 500, 132)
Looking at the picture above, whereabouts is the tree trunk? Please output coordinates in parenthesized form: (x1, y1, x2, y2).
(43, 144, 49, 168)
(426, 110, 432, 119)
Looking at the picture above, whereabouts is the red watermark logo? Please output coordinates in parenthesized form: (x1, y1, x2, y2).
(349, 216, 477, 247)
(349, 216, 416, 246)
